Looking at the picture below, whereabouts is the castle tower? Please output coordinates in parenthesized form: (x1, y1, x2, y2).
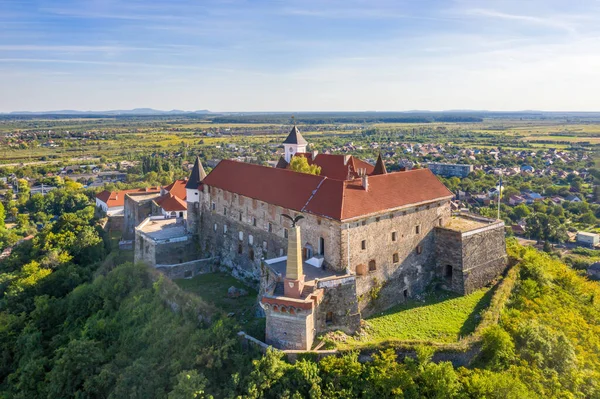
(283, 125, 308, 163)
(185, 156, 207, 234)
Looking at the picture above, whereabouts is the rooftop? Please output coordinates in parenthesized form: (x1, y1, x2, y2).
(138, 218, 187, 241)
(441, 214, 502, 233)
(266, 257, 343, 284)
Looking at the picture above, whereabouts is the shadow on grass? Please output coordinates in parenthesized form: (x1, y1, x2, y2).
(458, 284, 496, 337)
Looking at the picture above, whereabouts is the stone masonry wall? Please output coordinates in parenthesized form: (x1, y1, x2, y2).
(461, 225, 507, 294)
(434, 228, 464, 293)
(198, 187, 342, 283)
(156, 257, 218, 280)
(342, 200, 451, 316)
(264, 307, 316, 350)
(124, 194, 158, 240)
(315, 276, 361, 334)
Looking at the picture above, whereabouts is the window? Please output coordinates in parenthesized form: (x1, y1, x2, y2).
(326, 312, 333, 325)
(262, 241, 268, 250)
(284, 228, 288, 239)
(238, 243, 243, 254)
(223, 207, 227, 216)
(249, 234, 254, 245)
(239, 231, 244, 241)
(239, 211, 243, 221)
(253, 217, 257, 227)
(268, 222, 273, 232)
(445, 265, 453, 280)
(213, 223, 217, 232)
(279, 248, 285, 257)
(439, 218, 443, 227)
(208, 186, 211, 194)
(416, 245, 422, 255)
(319, 237, 325, 256)
(415, 225, 421, 234)
(249, 249, 255, 261)
(368, 260, 376, 271)
(392, 231, 397, 241)
(403, 289, 408, 299)
(223, 225, 228, 234)
(361, 240, 366, 250)
(393, 253, 399, 263)
(211, 202, 216, 211)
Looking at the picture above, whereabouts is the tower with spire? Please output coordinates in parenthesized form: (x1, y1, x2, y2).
(185, 156, 207, 234)
(282, 125, 308, 163)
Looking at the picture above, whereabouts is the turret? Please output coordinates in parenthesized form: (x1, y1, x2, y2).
(283, 125, 308, 163)
(185, 156, 207, 234)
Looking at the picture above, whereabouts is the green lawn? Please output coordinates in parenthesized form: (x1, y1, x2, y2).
(345, 287, 494, 347)
(175, 272, 265, 339)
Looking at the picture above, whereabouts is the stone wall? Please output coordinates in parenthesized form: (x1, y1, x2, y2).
(461, 225, 507, 294)
(434, 228, 464, 292)
(124, 193, 159, 240)
(435, 221, 507, 295)
(342, 200, 451, 316)
(134, 231, 195, 267)
(263, 305, 316, 350)
(198, 187, 342, 284)
(315, 276, 361, 334)
(155, 257, 218, 280)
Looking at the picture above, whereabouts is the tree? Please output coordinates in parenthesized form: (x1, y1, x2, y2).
(513, 204, 530, 221)
(289, 156, 321, 176)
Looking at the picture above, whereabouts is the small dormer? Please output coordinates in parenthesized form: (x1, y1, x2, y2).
(283, 125, 308, 163)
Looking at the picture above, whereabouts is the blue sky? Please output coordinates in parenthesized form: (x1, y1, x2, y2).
(1, 0, 600, 112)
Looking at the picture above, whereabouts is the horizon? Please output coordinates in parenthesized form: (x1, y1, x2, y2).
(2, 0, 600, 112)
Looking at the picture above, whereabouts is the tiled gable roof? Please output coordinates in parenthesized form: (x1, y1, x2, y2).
(294, 153, 374, 181)
(155, 193, 188, 212)
(202, 160, 453, 221)
(163, 179, 187, 201)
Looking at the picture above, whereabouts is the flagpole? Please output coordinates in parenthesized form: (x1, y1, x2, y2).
(497, 175, 502, 220)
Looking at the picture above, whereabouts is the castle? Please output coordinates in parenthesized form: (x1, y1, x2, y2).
(130, 126, 507, 350)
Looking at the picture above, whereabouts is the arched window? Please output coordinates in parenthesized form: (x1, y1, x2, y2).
(326, 311, 333, 324)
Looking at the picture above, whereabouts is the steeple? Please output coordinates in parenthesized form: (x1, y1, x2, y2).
(283, 124, 308, 163)
(185, 156, 206, 190)
(372, 153, 388, 175)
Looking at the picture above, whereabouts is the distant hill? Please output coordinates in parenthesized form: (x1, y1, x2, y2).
(5, 108, 211, 116)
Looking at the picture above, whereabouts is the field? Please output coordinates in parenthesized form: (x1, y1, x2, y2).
(340, 286, 494, 348)
(175, 272, 265, 339)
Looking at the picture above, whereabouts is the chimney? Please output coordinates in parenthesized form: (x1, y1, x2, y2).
(284, 225, 304, 298)
(312, 150, 319, 159)
(361, 172, 369, 191)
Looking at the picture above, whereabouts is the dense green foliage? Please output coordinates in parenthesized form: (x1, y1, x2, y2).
(289, 155, 322, 176)
(1, 184, 600, 398)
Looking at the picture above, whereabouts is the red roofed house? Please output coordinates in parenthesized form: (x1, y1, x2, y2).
(136, 126, 508, 350)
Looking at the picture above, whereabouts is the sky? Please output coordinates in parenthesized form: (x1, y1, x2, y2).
(1, 0, 600, 112)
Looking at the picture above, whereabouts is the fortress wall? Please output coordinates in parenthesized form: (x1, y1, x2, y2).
(199, 187, 343, 282)
(461, 226, 507, 294)
(316, 277, 361, 334)
(341, 200, 451, 315)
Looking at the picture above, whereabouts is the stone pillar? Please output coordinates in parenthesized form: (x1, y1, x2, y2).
(284, 225, 305, 298)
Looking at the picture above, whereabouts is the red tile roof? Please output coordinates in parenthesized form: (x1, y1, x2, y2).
(96, 187, 161, 208)
(203, 160, 324, 212)
(202, 160, 453, 221)
(163, 179, 187, 201)
(155, 193, 188, 212)
(291, 153, 375, 181)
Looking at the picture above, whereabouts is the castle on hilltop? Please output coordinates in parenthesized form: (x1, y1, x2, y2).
(130, 126, 507, 350)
